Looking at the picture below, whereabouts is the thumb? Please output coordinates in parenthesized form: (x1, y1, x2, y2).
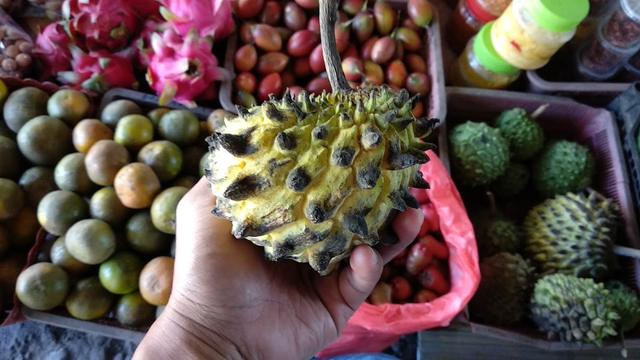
(338, 245, 383, 313)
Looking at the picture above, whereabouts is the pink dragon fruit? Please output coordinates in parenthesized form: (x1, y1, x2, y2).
(62, 0, 139, 51)
(146, 28, 230, 106)
(34, 21, 72, 80)
(133, 18, 166, 69)
(59, 46, 138, 93)
(159, 0, 234, 41)
(131, 0, 161, 18)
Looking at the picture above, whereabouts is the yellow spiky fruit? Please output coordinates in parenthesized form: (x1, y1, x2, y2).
(206, 88, 435, 274)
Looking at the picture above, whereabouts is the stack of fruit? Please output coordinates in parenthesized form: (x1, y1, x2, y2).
(368, 191, 450, 305)
(231, 0, 433, 116)
(0, 81, 232, 327)
(448, 107, 640, 345)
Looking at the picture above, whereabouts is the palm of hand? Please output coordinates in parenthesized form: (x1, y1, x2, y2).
(165, 179, 423, 359)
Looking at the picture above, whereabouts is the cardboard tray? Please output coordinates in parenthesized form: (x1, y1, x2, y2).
(14, 88, 213, 340)
(440, 87, 640, 350)
(219, 0, 447, 123)
(527, 70, 630, 107)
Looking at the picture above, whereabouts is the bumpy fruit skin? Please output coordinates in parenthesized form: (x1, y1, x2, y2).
(606, 281, 640, 333)
(530, 274, 619, 346)
(494, 108, 545, 161)
(449, 122, 509, 187)
(474, 216, 522, 258)
(490, 162, 530, 198)
(524, 190, 617, 281)
(533, 141, 594, 198)
(207, 87, 434, 275)
(470, 253, 533, 326)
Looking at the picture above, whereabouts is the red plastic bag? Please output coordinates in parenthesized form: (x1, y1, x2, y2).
(318, 151, 480, 358)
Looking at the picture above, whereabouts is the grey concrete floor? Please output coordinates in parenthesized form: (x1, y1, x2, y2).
(0, 321, 136, 360)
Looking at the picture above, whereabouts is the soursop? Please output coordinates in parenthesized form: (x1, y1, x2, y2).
(474, 216, 522, 257)
(530, 274, 619, 346)
(524, 189, 618, 281)
(532, 141, 595, 198)
(206, 88, 435, 275)
(449, 122, 510, 187)
(470, 252, 534, 326)
(607, 281, 640, 333)
(494, 108, 545, 161)
(490, 162, 530, 198)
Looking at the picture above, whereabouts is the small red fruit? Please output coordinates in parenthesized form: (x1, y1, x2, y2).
(386, 60, 408, 88)
(408, 0, 434, 27)
(260, 1, 282, 25)
(258, 73, 283, 102)
(234, 44, 258, 72)
(234, 0, 265, 19)
(252, 24, 282, 52)
(418, 203, 440, 236)
(309, 44, 325, 73)
(406, 242, 432, 275)
(307, 16, 321, 34)
(418, 235, 449, 260)
(371, 36, 396, 64)
(361, 36, 379, 60)
(306, 77, 332, 95)
(287, 30, 320, 57)
(412, 101, 425, 117)
(391, 276, 412, 302)
(413, 289, 438, 303)
(363, 61, 384, 85)
(369, 282, 392, 305)
(342, 57, 364, 82)
(293, 57, 312, 78)
(405, 54, 428, 74)
(406, 72, 430, 96)
(287, 86, 305, 98)
(418, 264, 450, 295)
(234, 72, 257, 94)
(295, 0, 319, 10)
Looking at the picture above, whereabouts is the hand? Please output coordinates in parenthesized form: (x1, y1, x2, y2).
(134, 178, 423, 359)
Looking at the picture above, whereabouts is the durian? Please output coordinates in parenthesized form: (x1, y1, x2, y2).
(490, 162, 530, 198)
(607, 281, 640, 333)
(474, 216, 522, 258)
(449, 122, 510, 187)
(532, 140, 595, 198)
(470, 253, 534, 326)
(524, 189, 618, 281)
(530, 274, 619, 346)
(494, 108, 545, 161)
(206, 88, 435, 274)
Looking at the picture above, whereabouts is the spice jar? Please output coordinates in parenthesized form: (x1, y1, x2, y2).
(491, 0, 590, 70)
(575, 1, 615, 43)
(576, 25, 635, 81)
(447, 0, 512, 53)
(602, 0, 640, 49)
(451, 22, 521, 89)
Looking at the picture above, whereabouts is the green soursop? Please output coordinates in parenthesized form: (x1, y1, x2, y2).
(475, 216, 522, 258)
(531, 274, 619, 346)
(470, 252, 534, 326)
(490, 162, 530, 198)
(607, 281, 640, 333)
(495, 108, 545, 161)
(524, 189, 617, 281)
(449, 122, 510, 187)
(532, 141, 595, 198)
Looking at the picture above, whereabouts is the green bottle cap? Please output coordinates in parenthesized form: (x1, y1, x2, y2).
(527, 0, 590, 33)
(474, 23, 521, 76)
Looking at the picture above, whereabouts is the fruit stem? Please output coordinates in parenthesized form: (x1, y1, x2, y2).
(531, 104, 549, 120)
(320, 0, 352, 92)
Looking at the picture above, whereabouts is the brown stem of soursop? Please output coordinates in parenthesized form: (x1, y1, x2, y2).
(320, 0, 351, 92)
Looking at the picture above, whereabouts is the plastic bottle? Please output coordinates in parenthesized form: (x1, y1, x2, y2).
(602, 0, 640, 49)
(491, 0, 590, 70)
(447, 0, 512, 52)
(451, 22, 521, 89)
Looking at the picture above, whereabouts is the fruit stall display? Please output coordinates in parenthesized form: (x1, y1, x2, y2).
(2, 0, 640, 357)
(221, 0, 446, 121)
(443, 87, 640, 349)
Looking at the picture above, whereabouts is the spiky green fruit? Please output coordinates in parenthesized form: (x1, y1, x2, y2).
(470, 253, 534, 326)
(495, 108, 545, 161)
(449, 122, 510, 187)
(532, 141, 595, 198)
(490, 162, 530, 198)
(524, 189, 617, 281)
(474, 216, 522, 258)
(607, 281, 640, 333)
(206, 88, 435, 275)
(531, 274, 619, 346)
